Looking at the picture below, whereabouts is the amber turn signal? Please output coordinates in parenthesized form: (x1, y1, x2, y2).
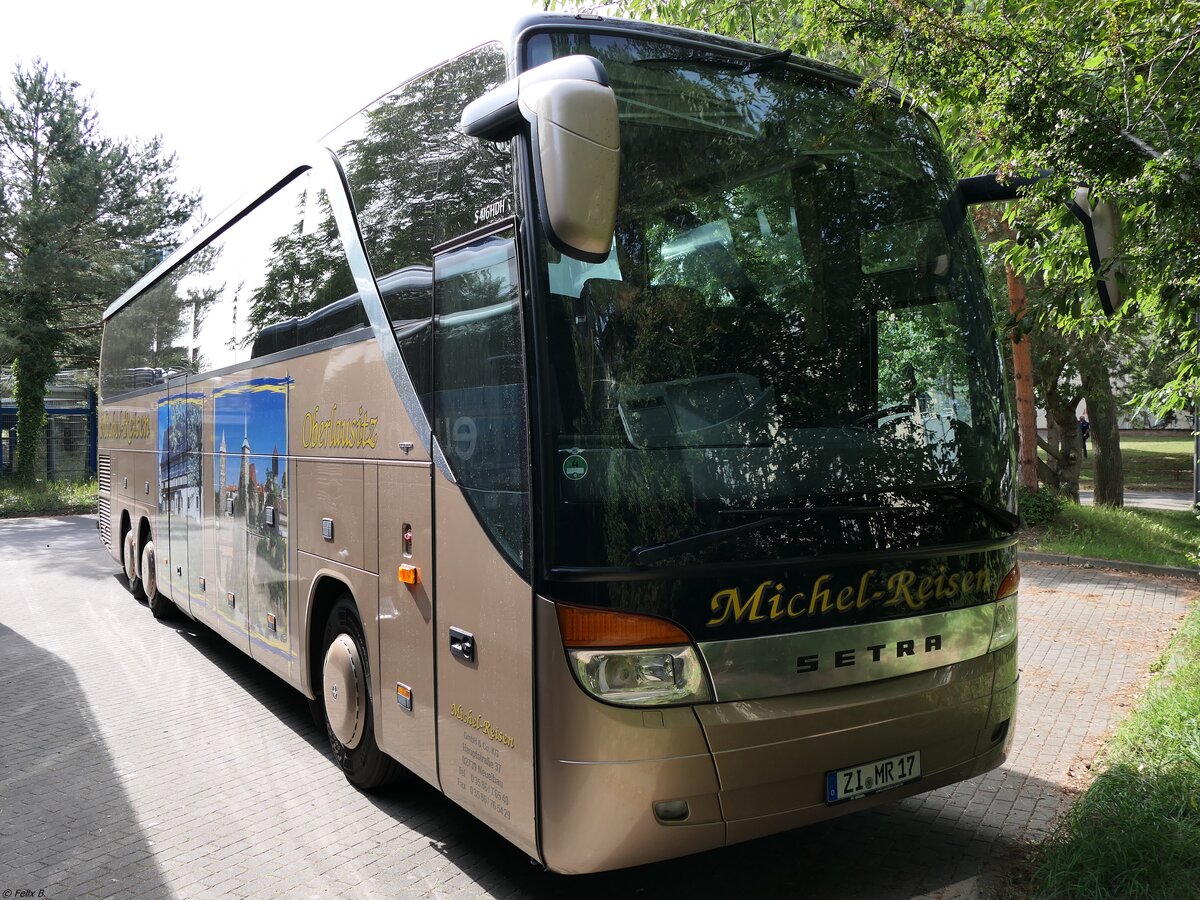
(398, 564, 420, 585)
(557, 603, 691, 648)
(996, 563, 1020, 599)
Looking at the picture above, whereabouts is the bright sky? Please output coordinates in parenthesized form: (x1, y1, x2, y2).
(0, 0, 542, 218)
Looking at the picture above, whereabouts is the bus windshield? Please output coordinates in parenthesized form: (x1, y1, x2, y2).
(530, 32, 1013, 571)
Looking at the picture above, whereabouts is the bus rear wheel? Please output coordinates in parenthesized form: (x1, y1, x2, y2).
(123, 530, 145, 599)
(141, 540, 174, 620)
(318, 596, 399, 790)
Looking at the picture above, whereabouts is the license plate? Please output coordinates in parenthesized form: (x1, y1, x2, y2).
(826, 750, 921, 804)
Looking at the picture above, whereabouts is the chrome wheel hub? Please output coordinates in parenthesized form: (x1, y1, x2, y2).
(322, 634, 364, 748)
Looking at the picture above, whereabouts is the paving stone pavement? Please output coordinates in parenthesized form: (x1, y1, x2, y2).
(0, 516, 1195, 899)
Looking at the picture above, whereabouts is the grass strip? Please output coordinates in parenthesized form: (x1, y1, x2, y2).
(1078, 434, 1196, 491)
(1021, 504, 1200, 570)
(1029, 603, 1200, 899)
(0, 479, 98, 518)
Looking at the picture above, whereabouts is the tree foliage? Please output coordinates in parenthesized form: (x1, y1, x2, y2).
(0, 60, 198, 481)
(589, 0, 1200, 413)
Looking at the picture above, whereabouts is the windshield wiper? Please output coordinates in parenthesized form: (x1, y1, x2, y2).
(630, 514, 787, 565)
(926, 485, 1022, 533)
(630, 503, 870, 565)
(833, 481, 1022, 534)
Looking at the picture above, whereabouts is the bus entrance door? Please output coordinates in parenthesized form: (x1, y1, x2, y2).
(429, 231, 538, 860)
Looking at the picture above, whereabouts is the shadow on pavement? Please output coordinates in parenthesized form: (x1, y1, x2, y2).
(0, 623, 171, 897)
(408, 781, 1045, 899)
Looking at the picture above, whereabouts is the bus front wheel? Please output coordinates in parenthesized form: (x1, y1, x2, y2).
(123, 530, 145, 599)
(319, 597, 399, 790)
(141, 540, 173, 620)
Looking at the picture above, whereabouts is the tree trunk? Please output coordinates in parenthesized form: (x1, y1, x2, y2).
(12, 351, 53, 484)
(1039, 393, 1083, 502)
(1006, 264, 1039, 489)
(1079, 353, 1124, 507)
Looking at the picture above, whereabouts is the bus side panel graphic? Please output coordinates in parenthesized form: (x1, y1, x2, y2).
(213, 377, 292, 655)
(158, 392, 204, 610)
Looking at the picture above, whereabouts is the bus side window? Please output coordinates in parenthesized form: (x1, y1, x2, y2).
(100, 265, 194, 398)
(432, 230, 528, 571)
(218, 173, 363, 363)
(327, 43, 511, 422)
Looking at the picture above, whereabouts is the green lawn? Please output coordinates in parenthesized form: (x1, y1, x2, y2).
(1021, 503, 1200, 569)
(1078, 433, 1196, 491)
(0, 479, 98, 518)
(1028, 604, 1200, 899)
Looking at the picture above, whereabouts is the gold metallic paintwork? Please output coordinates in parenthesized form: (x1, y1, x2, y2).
(97, 392, 159, 571)
(288, 340, 428, 464)
(434, 470, 537, 860)
(295, 461, 367, 572)
(284, 339, 426, 697)
(698, 653, 996, 822)
(376, 462, 438, 787)
(535, 597, 724, 874)
(698, 604, 997, 699)
(534, 594, 1017, 872)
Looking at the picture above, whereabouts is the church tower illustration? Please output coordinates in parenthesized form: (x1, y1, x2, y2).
(218, 430, 227, 501)
(240, 414, 251, 486)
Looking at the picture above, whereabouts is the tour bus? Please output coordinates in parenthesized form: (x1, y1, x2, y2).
(98, 13, 1022, 874)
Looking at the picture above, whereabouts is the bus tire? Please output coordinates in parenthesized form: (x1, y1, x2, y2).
(141, 540, 173, 620)
(319, 596, 399, 790)
(123, 529, 145, 599)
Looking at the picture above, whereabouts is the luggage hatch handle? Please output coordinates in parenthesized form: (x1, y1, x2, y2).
(449, 626, 475, 663)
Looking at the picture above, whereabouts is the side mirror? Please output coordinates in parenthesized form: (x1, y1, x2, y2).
(462, 56, 620, 263)
(957, 171, 1051, 205)
(958, 171, 1125, 317)
(1067, 187, 1124, 316)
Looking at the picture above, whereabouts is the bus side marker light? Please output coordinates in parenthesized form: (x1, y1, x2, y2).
(399, 564, 421, 585)
(396, 683, 413, 711)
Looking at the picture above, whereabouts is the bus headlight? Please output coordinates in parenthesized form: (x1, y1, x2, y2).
(556, 603, 713, 706)
(988, 563, 1019, 652)
(568, 646, 711, 705)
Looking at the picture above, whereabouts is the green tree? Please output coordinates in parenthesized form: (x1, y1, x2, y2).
(0, 61, 197, 482)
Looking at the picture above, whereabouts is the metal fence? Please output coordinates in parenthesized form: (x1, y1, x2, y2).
(0, 370, 97, 483)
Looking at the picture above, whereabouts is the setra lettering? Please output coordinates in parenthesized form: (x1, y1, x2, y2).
(796, 634, 944, 674)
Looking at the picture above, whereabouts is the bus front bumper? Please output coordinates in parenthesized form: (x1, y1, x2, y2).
(536, 598, 1017, 874)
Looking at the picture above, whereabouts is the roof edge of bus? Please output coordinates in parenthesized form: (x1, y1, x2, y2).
(508, 12, 878, 99)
